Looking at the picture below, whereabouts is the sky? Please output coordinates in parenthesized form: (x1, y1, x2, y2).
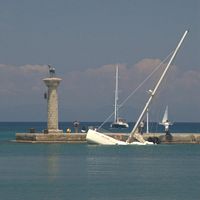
(0, 0, 199, 122)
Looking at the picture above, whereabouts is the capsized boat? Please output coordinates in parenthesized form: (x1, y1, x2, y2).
(87, 129, 153, 145)
(110, 65, 129, 128)
(86, 30, 188, 145)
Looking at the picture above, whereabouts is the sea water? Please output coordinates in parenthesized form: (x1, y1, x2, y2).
(0, 122, 200, 200)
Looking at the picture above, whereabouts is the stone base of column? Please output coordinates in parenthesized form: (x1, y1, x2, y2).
(47, 129, 64, 134)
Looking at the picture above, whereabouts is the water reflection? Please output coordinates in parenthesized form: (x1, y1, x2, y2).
(86, 146, 128, 200)
(46, 145, 60, 181)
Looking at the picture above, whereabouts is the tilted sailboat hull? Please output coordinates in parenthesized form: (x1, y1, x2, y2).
(86, 129, 153, 145)
(86, 129, 127, 145)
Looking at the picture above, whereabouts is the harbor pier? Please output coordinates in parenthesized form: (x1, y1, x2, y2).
(16, 132, 200, 144)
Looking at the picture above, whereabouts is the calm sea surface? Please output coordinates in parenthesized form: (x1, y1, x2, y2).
(0, 122, 200, 200)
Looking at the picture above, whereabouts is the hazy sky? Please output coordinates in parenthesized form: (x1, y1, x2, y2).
(0, 0, 199, 122)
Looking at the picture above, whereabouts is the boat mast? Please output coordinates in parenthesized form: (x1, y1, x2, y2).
(114, 65, 119, 122)
(146, 108, 149, 133)
(127, 30, 189, 143)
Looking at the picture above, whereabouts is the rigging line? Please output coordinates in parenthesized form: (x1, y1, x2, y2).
(98, 51, 174, 130)
(98, 111, 115, 129)
(118, 51, 174, 109)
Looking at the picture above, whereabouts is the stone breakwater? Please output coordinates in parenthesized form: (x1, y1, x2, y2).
(16, 133, 200, 144)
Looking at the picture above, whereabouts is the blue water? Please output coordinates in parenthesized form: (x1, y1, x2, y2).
(0, 122, 200, 200)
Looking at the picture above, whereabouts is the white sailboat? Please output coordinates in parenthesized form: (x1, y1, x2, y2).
(159, 106, 173, 134)
(86, 30, 188, 145)
(110, 65, 129, 129)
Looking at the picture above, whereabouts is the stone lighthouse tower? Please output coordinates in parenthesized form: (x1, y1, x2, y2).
(43, 65, 63, 134)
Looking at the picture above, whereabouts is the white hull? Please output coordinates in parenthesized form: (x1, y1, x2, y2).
(86, 129, 126, 145)
(86, 129, 153, 145)
(110, 121, 129, 128)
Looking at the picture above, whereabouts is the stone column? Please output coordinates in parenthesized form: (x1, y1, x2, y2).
(43, 77, 63, 134)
